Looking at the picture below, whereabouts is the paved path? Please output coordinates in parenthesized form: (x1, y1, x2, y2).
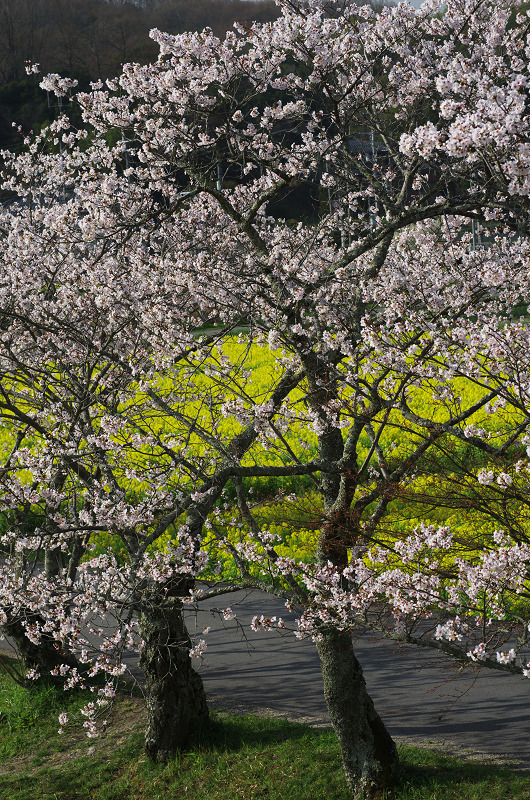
(188, 589, 530, 769)
(1, 588, 529, 768)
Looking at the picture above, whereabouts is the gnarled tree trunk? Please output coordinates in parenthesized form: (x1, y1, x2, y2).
(316, 627, 398, 799)
(299, 350, 399, 798)
(139, 596, 209, 762)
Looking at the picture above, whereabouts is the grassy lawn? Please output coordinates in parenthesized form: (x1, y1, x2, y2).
(0, 660, 528, 800)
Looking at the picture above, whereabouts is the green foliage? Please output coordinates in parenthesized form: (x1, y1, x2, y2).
(85, 532, 129, 564)
(5, 338, 530, 593)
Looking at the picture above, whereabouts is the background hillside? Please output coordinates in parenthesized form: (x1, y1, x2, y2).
(0, 0, 278, 150)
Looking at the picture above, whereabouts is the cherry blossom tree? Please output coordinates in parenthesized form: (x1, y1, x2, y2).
(3, 0, 530, 796)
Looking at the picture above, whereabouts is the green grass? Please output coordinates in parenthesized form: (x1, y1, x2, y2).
(0, 662, 529, 800)
(0, 664, 95, 762)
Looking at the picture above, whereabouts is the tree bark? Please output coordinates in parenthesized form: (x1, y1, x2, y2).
(316, 627, 398, 799)
(301, 353, 398, 796)
(139, 598, 209, 762)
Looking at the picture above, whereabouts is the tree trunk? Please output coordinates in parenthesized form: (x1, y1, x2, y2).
(139, 599, 209, 762)
(316, 627, 398, 799)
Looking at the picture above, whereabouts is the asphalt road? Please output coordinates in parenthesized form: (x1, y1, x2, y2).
(187, 589, 530, 770)
(1, 588, 528, 769)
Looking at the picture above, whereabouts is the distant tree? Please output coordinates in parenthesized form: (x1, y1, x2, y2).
(0, 0, 280, 146)
(0, 0, 279, 86)
(0, 0, 48, 82)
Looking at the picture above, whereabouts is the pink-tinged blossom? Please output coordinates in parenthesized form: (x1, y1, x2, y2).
(58, 712, 69, 734)
(477, 469, 495, 485)
(251, 615, 283, 631)
(39, 74, 78, 97)
(468, 643, 488, 662)
(496, 649, 517, 665)
(435, 621, 463, 642)
(189, 639, 207, 659)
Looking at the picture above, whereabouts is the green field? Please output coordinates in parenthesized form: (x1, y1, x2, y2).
(1, 336, 529, 597)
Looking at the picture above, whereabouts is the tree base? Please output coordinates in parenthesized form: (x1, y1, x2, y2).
(317, 628, 398, 799)
(140, 602, 209, 762)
